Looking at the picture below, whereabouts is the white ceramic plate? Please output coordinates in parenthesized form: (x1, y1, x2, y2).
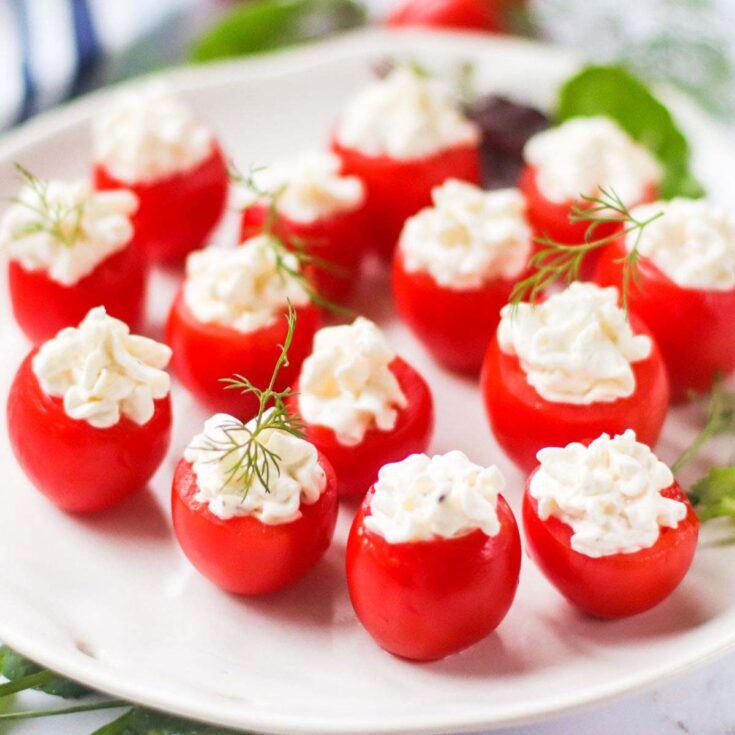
(1, 28, 734, 735)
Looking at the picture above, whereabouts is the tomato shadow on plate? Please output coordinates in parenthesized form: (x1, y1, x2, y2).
(427, 632, 534, 678)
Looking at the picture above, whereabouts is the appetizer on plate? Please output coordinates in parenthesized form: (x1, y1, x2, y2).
(596, 198, 735, 400)
(1, 172, 145, 344)
(287, 317, 434, 499)
(481, 282, 669, 471)
(332, 66, 481, 258)
(7, 307, 172, 512)
(393, 179, 532, 372)
(347, 451, 521, 660)
(93, 83, 228, 264)
(166, 236, 321, 418)
(523, 430, 699, 618)
(238, 151, 369, 301)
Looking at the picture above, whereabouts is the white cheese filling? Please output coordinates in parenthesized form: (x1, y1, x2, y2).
(0, 179, 137, 286)
(530, 430, 686, 558)
(237, 151, 364, 224)
(93, 82, 214, 183)
(399, 180, 531, 289)
(298, 317, 407, 446)
(497, 282, 652, 405)
(627, 198, 735, 291)
(32, 307, 171, 429)
(335, 67, 479, 160)
(365, 451, 503, 544)
(523, 116, 662, 205)
(184, 411, 327, 524)
(183, 236, 311, 333)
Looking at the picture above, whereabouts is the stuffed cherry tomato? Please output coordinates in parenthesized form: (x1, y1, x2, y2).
(393, 180, 531, 373)
(386, 0, 515, 32)
(1, 176, 146, 344)
(520, 117, 660, 274)
(7, 307, 172, 513)
(481, 282, 669, 472)
(347, 451, 521, 660)
(286, 317, 434, 499)
(167, 236, 320, 418)
(238, 151, 369, 302)
(596, 198, 735, 400)
(173, 412, 338, 595)
(523, 430, 699, 618)
(92, 82, 228, 264)
(331, 67, 481, 259)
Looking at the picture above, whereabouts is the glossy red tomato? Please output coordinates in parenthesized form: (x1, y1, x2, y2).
(392, 247, 523, 373)
(8, 242, 146, 345)
(240, 202, 370, 302)
(94, 144, 228, 265)
(596, 238, 735, 401)
(347, 488, 521, 660)
(480, 316, 670, 473)
(332, 138, 481, 259)
(386, 0, 513, 32)
(7, 351, 171, 513)
(287, 358, 434, 499)
(166, 288, 320, 418)
(172, 455, 338, 595)
(523, 474, 699, 618)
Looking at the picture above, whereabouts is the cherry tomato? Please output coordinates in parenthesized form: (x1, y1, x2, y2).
(480, 316, 670, 473)
(332, 138, 481, 260)
(7, 351, 171, 513)
(523, 474, 699, 618)
(287, 358, 434, 499)
(596, 238, 735, 401)
(172, 456, 338, 595)
(386, 0, 512, 32)
(347, 488, 521, 660)
(94, 144, 228, 265)
(392, 246, 522, 373)
(166, 288, 320, 418)
(8, 242, 146, 345)
(240, 202, 370, 302)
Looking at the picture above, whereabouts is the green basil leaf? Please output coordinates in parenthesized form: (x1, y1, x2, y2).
(0, 646, 90, 699)
(690, 466, 735, 522)
(91, 707, 234, 734)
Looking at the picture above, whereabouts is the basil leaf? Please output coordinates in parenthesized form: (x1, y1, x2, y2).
(92, 707, 234, 734)
(557, 65, 705, 200)
(191, 0, 366, 63)
(690, 466, 735, 522)
(0, 646, 90, 699)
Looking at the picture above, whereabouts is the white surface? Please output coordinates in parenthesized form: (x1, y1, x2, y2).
(1, 29, 735, 735)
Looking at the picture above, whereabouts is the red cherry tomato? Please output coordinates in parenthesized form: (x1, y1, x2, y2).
(240, 202, 370, 302)
(347, 488, 521, 660)
(523, 474, 699, 618)
(596, 238, 735, 401)
(8, 242, 146, 345)
(480, 316, 670, 473)
(386, 0, 510, 32)
(172, 456, 338, 595)
(166, 288, 320, 419)
(392, 246, 522, 373)
(287, 358, 434, 499)
(94, 144, 228, 265)
(332, 138, 481, 260)
(7, 351, 171, 513)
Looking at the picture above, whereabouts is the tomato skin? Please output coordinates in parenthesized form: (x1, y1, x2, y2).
(172, 456, 338, 595)
(347, 489, 521, 661)
(239, 202, 370, 302)
(7, 351, 171, 513)
(480, 316, 670, 473)
(94, 144, 228, 265)
(596, 238, 735, 401)
(331, 138, 481, 259)
(8, 242, 147, 345)
(287, 358, 434, 499)
(522, 475, 699, 618)
(392, 247, 519, 373)
(386, 0, 509, 32)
(166, 288, 320, 419)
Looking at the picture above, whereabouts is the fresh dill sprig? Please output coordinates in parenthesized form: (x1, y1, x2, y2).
(9, 163, 85, 248)
(509, 187, 664, 316)
(192, 302, 305, 498)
